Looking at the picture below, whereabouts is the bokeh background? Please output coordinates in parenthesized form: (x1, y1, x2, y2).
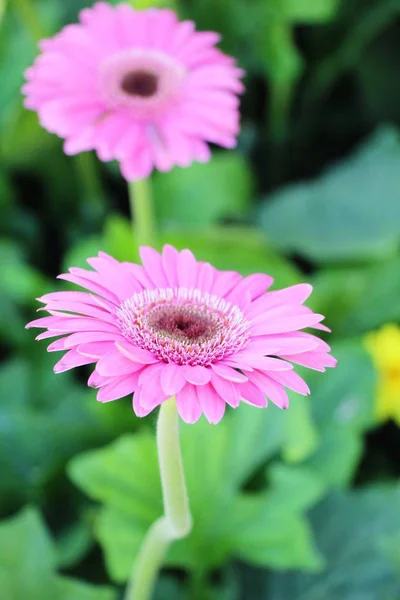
(1, 0, 400, 598)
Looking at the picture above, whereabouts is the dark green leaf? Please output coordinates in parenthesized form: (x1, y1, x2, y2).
(268, 485, 400, 600)
(259, 128, 400, 262)
(0, 507, 116, 600)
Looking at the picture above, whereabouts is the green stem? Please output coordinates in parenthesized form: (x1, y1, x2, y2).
(12, 0, 45, 42)
(128, 178, 156, 248)
(125, 399, 192, 600)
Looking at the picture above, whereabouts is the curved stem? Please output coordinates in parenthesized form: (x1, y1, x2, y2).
(125, 398, 192, 600)
(128, 178, 156, 248)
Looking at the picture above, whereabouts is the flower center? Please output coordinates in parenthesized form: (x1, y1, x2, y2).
(100, 50, 185, 117)
(121, 70, 158, 98)
(147, 305, 219, 343)
(116, 288, 250, 366)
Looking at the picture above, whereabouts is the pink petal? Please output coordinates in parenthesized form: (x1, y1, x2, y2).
(160, 363, 186, 396)
(140, 246, 169, 287)
(247, 283, 313, 320)
(97, 348, 143, 376)
(138, 362, 165, 387)
(196, 262, 215, 293)
(211, 270, 242, 298)
(281, 352, 337, 372)
(53, 349, 95, 373)
(77, 341, 116, 358)
(177, 249, 197, 288)
(176, 384, 202, 424)
(184, 365, 211, 385)
(116, 341, 158, 364)
(97, 374, 140, 403)
(40, 300, 115, 324)
(211, 372, 240, 407)
(162, 244, 179, 287)
(211, 362, 248, 383)
(252, 313, 326, 335)
(267, 370, 310, 396)
(223, 354, 293, 371)
(63, 331, 125, 349)
(226, 273, 274, 306)
(135, 375, 167, 410)
(247, 370, 289, 409)
(132, 391, 154, 418)
(244, 335, 320, 355)
(47, 338, 68, 352)
(239, 380, 267, 407)
(196, 383, 226, 424)
(58, 273, 120, 303)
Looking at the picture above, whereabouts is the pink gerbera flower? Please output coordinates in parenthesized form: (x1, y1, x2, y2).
(26, 246, 336, 424)
(22, 2, 244, 180)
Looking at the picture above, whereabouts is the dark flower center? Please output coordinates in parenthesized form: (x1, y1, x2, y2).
(121, 70, 159, 98)
(147, 306, 219, 343)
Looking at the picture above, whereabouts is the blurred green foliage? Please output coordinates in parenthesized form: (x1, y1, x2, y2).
(1, 0, 400, 598)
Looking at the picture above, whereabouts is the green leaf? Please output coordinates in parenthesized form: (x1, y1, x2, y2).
(259, 127, 400, 262)
(0, 354, 138, 507)
(152, 152, 252, 226)
(310, 257, 400, 336)
(283, 0, 340, 23)
(282, 396, 319, 463)
(0, 240, 48, 304)
(268, 485, 400, 600)
(54, 520, 93, 570)
(227, 464, 324, 570)
(0, 507, 116, 600)
(307, 340, 376, 435)
(303, 429, 363, 488)
(68, 404, 324, 582)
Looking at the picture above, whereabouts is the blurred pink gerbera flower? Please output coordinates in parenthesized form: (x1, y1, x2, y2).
(27, 246, 336, 424)
(22, 2, 244, 180)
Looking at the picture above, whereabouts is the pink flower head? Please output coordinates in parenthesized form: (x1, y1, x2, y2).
(22, 2, 244, 180)
(27, 246, 336, 424)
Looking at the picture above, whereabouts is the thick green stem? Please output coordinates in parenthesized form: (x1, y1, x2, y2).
(128, 178, 156, 248)
(125, 399, 192, 600)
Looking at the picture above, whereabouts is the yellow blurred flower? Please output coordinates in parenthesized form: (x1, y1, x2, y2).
(365, 324, 400, 424)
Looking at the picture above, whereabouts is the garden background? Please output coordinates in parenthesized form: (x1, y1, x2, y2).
(1, 0, 400, 598)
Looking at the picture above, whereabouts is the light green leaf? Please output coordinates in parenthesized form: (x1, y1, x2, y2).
(303, 429, 363, 488)
(0, 507, 116, 600)
(268, 485, 400, 600)
(282, 396, 319, 463)
(69, 404, 324, 582)
(152, 152, 252, 226)
(259, 127, 400, 262)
